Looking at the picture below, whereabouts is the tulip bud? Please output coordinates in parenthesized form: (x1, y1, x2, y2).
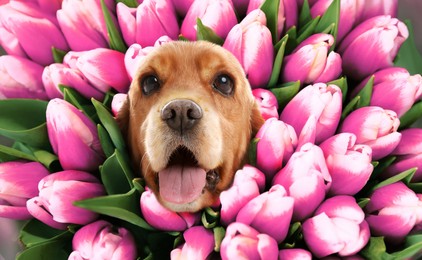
(354, 67, 422, 117)
(0, 1, 68, 65)
(255, 118, 297, 180)
(356, 0, 398, 24)
(46, 98, 105, 171)
(42, 63, 104, 100)
(111, 93, 128, 117)
(0, 55, 47, 100)
(273, 143, 331, 221)
(220, 222, 279, 260)
(320, 133, 374, 195)
(223, 9, 274, 88)
(170, 226, 214, 260)
(64, 48, 130, 94)
(338, 15, 408, 80)
(278, 249, 312, 260)
(340, 106, 401, 160)
(0, 161, 49, 220)
(303, 196, 370, 257)
(140, 188, 199, 231)
(124, 43, 155, 81)
(365, 182, 422, 243)
(282, 33, 342, 85)
(69, 220, 137, 260)
(181, 0, 237, 41)
(236, 185, 294, 243)
(280, 83, 342, 144)
(252, 88, 279, 120)
(383, 128, 422, 182)
(26, 170, 105, 230)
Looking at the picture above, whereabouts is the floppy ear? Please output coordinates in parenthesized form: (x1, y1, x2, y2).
(116, 98, 130, 138)
(250, 102, 264, 137)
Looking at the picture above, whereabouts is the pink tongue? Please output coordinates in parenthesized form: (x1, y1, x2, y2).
(159, 165, 206, 204)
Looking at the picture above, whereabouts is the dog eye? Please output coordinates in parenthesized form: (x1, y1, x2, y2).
(213, 74, 234, 95)
(141, 75, 160, 95)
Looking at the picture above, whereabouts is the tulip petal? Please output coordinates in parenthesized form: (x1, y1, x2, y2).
(26, 197, 68, 230)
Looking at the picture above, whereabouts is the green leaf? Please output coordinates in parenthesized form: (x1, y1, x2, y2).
(298, 0, 311, 27)
(101, 0, 127, 52)
(75, 188, 154, 231)
(296, 16, 320, 44)
(260, 0, 280, 43)
(371, 156, 396, 180)
(132, 178, 145, 193)
(269, 81, 300, 110)
(51, 47, 67, 64)
(408, 182, 422, 193)
(0, 99, 49, 148)
(284, 26, 297, 54)
(341, 76, 374, 120)
(61, 86, 98, 123)
(115, 0, 138, 8)
(341, 96, 360, 120)
(391, 234, 422, 259)
(196, 18, 224, 45)
(314, 0, 340, 48)
(248, 138, 260, 167)
(0, 143, 37, 162)
(100, 150, 133, 195)
(359, 237, 389, 260)
(369, 168, 417, 193)
(268, 34, 288, 88)
(399, 101, 422, 130)
(97, 124, 115, 158)
(17, 239, 71, 260)
(20, 219, 71, 248)
(394, 20, 422, 75)
(328, 77, 348, 103)
(358, 198, 370, 208)
(213, 226, 226, 252)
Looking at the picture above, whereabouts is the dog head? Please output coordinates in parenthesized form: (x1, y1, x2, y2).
(118, 41, 263, 212)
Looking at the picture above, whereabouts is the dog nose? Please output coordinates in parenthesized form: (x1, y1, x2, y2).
(161, 99, 203, 132)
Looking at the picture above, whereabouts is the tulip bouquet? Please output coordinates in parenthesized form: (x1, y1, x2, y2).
(1, 0, 422, 259)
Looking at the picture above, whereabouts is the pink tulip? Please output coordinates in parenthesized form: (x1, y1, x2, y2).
(252, 88, 279, 120)
(46, 98, 105, 171)
(320, 133, 374, 195)
(356, 0, 398, 24)
(170, 226, 214, 260)
(57, 0, 116, 51)
(0, 1, 68, 65)
(272, 143, 331, 221)
(0, 55, 47, 100)
(26, 170, 105, 230)
(354, 67, 422, 117)
(383, 128, 422, 182)
(278, 249, 312, 260)
(181, 0, 237, 41)
(340, 106, 401, 160)
(124, 43, 155, 80)
(117, 0, 178, 47)
(140, 188, 199, 231)
(255, 118, 297, 180)
(64, 48, 130, 93)
(223, 9, 274, 88)
(0, 161, 49, 220)
(42, 63, 104, 100)
(171, 0, 194, 16)
(236, 185, 294, 243)
(282, 33, 342, 85)
(338, 15, 408, 80)
(280, 83, 342, 144)
(303, 196, 370, 257)
(220, 165, 265, 226)
(365, 182, 422, 243)
(220, 222, 279, 260)
(69, 220, 136, 260)
(111, 93, 128, 117)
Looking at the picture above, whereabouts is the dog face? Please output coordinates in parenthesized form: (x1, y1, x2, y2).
(118, 41, 263, 212)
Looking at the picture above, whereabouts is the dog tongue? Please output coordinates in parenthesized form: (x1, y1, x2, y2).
(159, 165, 206, 204)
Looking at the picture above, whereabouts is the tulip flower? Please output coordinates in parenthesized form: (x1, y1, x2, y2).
(278, 249, 312, 260)
(112, 93, 128, 117)
(21, 0, 62, 15)
(42, 63, 104, 100)
(64, 48, 130, 93)
(252, 88, 279, 120)
(140, 188, 199, 231)
(338, 15, 408, 80)
(27, 170, 106, 230)
(0, 1, 68, 65)
(220, 165, 265, 226)
(124, 43, 155, 80)
(280, 83, 342, 144)
(365, 182, 422, 243)
(181, 0, 237, 41)
(46, 98, 105, 171)
(171, 0, 194, 16)
(0, 55, 47, 100)
(236, 185, 294, 243)
(356, 0, 398, 24)
(170, 226, 214, 260)
(383, 129, 422, 182)
(117, 0, 179, 47)
(303, 196, 370, 258)
(57, 0, 116, 51)
(255, 118, 297, 180)
(354, 67, 422, 117)
(282, 33, 342, 85)
(69, 220, 137, 260)
(223, 9, 274, 88)
(319, 133, 374, 195)
(340, 106, 401, 160)
(272, 143, 331, 221)
(220, 222, 279, 260)
(0, 161, 49, 220)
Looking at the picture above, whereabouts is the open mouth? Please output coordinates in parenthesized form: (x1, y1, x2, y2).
(158, 146, 219, 205)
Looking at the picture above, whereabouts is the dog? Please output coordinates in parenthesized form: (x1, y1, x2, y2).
(118, 41, 264, 212)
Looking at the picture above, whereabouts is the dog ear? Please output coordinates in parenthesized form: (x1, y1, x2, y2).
(116, 98, 130, 137)
(250, 102, 264, 137)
